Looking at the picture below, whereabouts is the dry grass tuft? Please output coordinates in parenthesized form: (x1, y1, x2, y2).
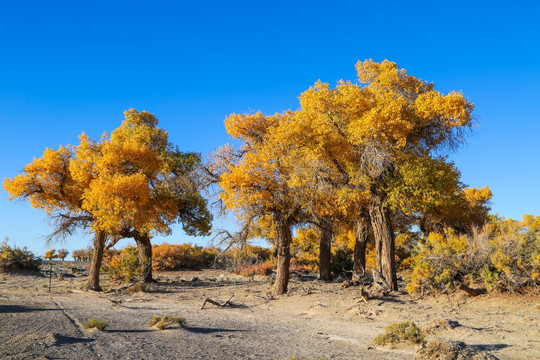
(129, 282, 148, 294)
(83, 318, 109, 330)
(148, 315, 186, 331)
(421, 319, 455, 334)
(415, 338, 497, 359)
(374, 321, 424, 346)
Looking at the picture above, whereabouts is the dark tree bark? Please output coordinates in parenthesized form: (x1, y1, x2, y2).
(353, 210, 370, 281)
(85, 231, 107, 291)
(134, 232, 153, 283)
(369, 190, 398, 291)
(273, 211, 292, 295)
(318, 219, 333, 281)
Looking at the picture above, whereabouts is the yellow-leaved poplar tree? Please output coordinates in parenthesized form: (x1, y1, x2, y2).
(215, 111, 302, 295)
(4, 109, 212, 289)
(290, 59, 475, 290)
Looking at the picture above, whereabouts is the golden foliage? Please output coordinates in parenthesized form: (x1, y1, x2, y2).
(405, 215, 539, 294)
(4, 146, 84, 215)
(406, 230, 468, 294)
(44, 249, 56, 260)
(82, 110, 177, 235)
(487, 215, 540, 288)
(4, 109, 211, 249)
(152, 243, 217, 271)
(291, 227, 320, 271)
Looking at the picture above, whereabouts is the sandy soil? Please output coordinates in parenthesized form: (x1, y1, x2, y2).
(0, 262, 539, 360)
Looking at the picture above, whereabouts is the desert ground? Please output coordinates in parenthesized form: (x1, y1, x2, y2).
(0, 261, 539, 360)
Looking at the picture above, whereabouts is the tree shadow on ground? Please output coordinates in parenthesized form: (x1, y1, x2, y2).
(105, 329, 154, 334)
(146, 279, 254, 294)
(447, 320, 511, 333)
(53, 334, 95, 346)
(469, 343, 510, 352)
(368, 295, 405, 304)
(0, 304, 63, 313)
(184, 326, 247, 334)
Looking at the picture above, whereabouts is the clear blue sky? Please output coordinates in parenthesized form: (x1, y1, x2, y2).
(1, 0, 539, 257)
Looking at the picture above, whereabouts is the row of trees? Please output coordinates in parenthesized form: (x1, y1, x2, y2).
(72, 248, 93, 261)
(4, 110, 212, 290)
(4, 60, 492, 295)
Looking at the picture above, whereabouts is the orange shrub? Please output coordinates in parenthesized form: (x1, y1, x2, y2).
(233, 262, 274, 276)
(152, 243, 218, 271)
(215, 245, 273, 270)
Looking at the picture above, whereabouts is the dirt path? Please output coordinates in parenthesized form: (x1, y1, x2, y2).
(1, 267, 539, 359)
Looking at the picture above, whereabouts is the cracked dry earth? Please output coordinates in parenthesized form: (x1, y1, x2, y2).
(0, 265, 539, 360)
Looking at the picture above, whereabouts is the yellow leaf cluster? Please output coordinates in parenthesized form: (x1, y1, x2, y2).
(83, 110, 177, 234)
(4, 146, 84, 215)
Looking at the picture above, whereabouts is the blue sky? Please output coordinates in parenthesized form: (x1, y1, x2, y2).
(1, 0, 539, 257)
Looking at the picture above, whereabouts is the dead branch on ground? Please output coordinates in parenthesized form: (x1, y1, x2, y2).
(200, 295, 235, 309)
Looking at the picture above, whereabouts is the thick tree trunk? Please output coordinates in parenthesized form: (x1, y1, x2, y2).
(369, 192, 398, 291)
(134, 232, 153, 283)
(85, 231, 107, 291)
(353, 211, 369, 281)
(318, 219, 333, 281)
(273, 212, 292, 295)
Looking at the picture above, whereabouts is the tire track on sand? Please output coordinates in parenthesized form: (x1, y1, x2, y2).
(50, 297, 101, 358)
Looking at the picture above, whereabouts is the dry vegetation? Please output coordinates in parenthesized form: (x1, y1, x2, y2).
(82, 318, 109, 330)
(148, 315, 186, 331)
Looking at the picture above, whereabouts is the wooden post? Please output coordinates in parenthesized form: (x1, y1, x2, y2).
(48, 262, 52, 292)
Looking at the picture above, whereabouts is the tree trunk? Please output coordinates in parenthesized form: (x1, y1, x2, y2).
(273, 212, 292, 295)
(318, 219, 333, 281)
(353, 210, 369, 281)
(85, 231, 107, 291)
(134, 232, 153, 283)
(369, 191, 398, 291)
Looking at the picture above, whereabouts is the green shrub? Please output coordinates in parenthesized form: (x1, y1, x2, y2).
(0, 238, 41, 272)
(148, 315, 186, 331)
(101, 246, 147, 283)
(373, 321, 424, 346)
(405, 215, 540, 294)
(330, 247, 354, 277)
(481, 266, 500, 292)
(83, 318, 109, 330)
